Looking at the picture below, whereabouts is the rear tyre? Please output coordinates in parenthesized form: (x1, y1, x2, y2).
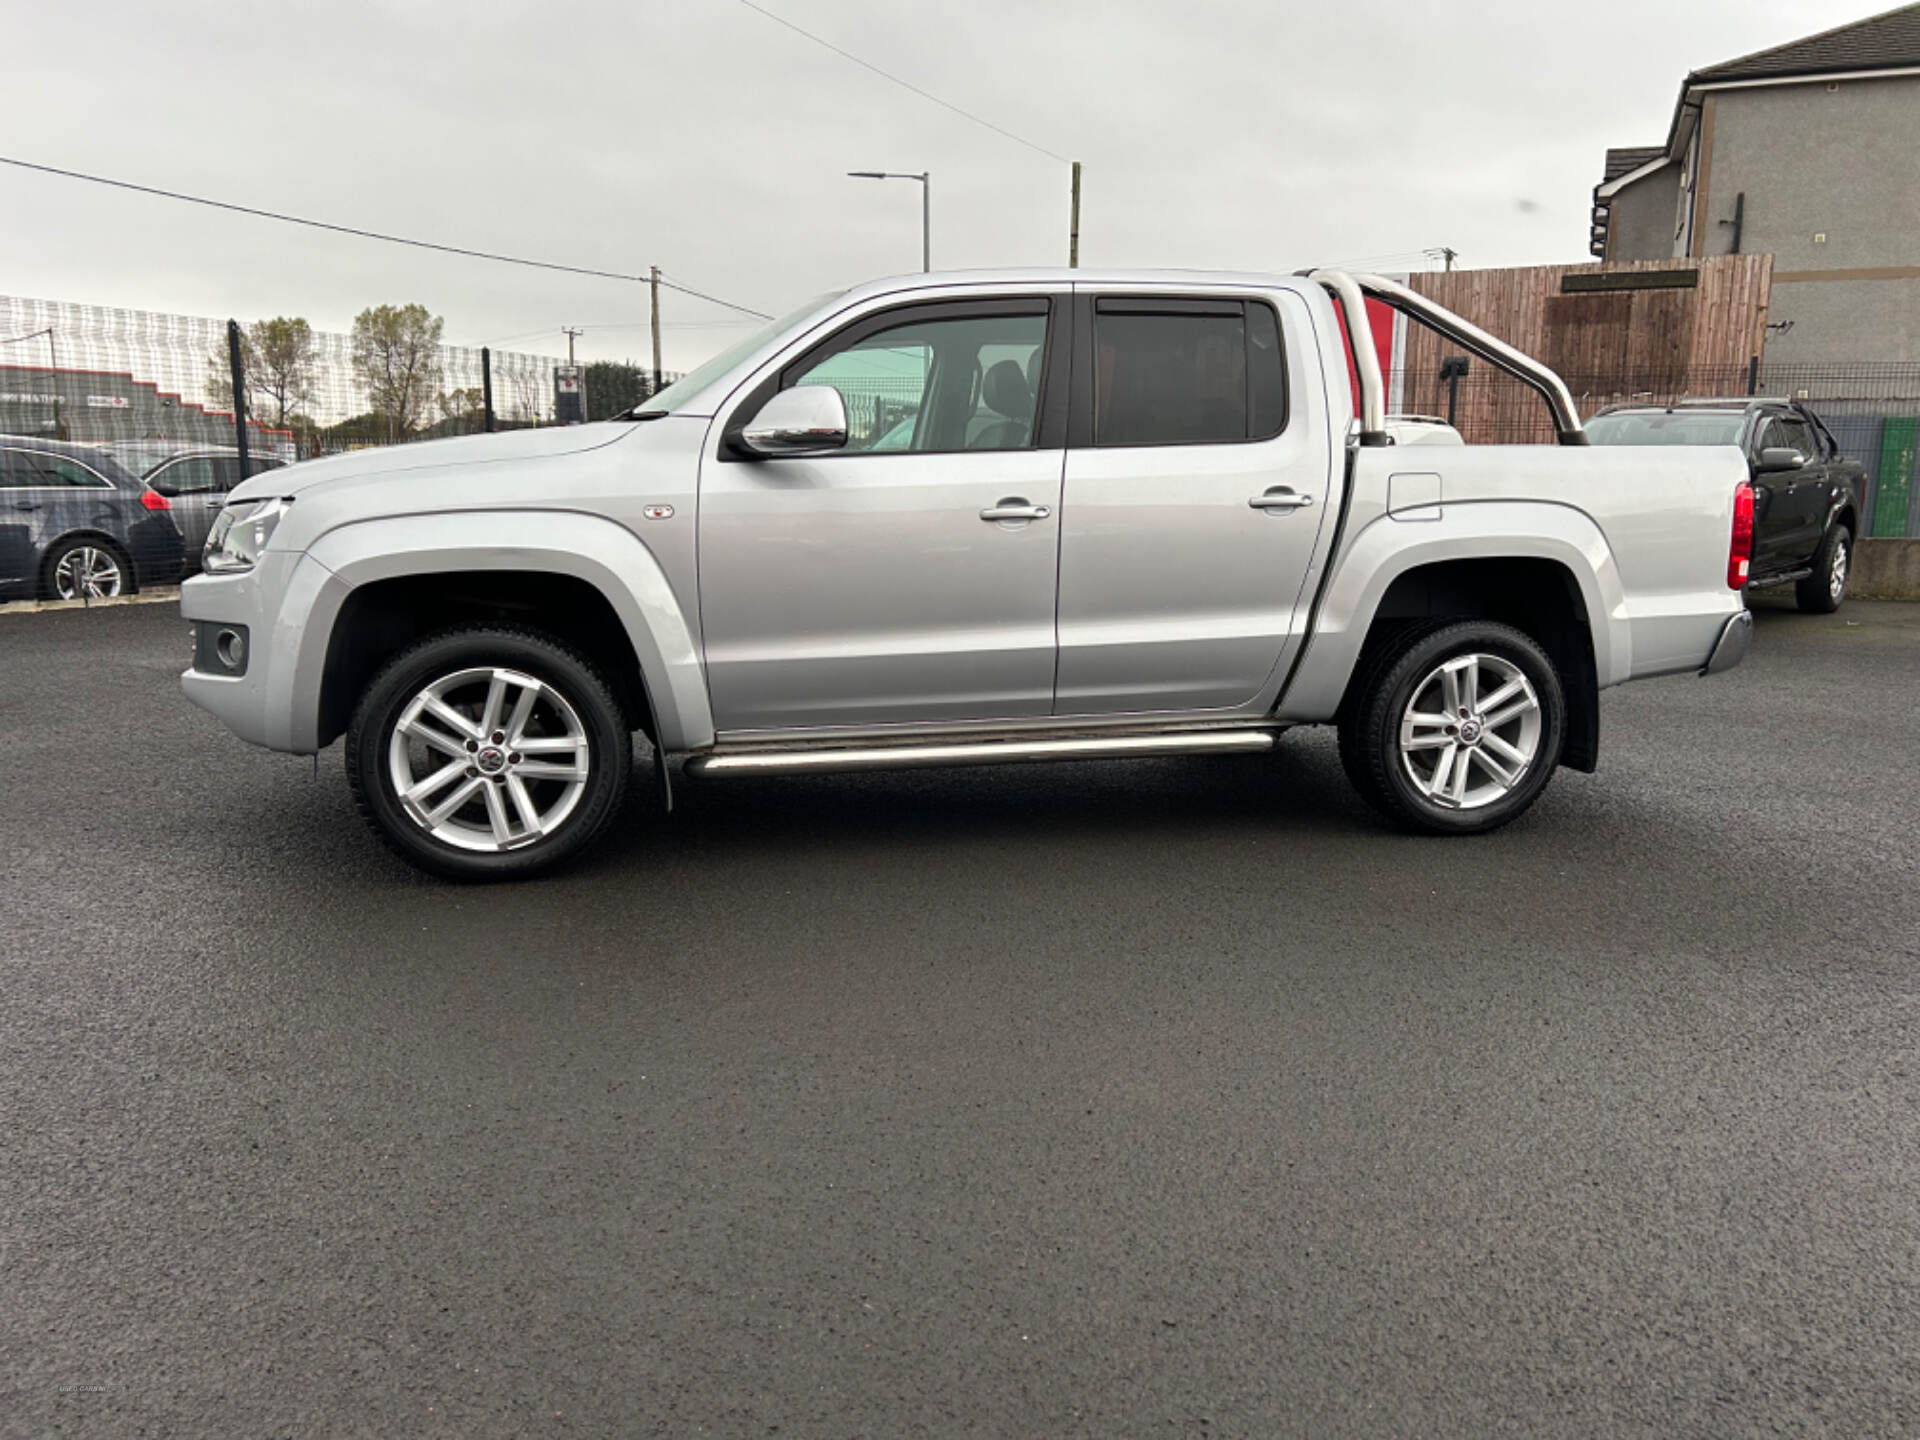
(1795, 524, 1850, 614)
(1338, 620, 1566, 835)
(43, 538, 132, 600)
(346, 627, 632, 881)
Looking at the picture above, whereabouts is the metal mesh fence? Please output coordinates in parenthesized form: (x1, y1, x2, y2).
(0, 295, 566, 599)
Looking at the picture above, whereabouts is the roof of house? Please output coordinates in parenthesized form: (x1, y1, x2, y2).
(1690, 2, 1920, 83)
(1602, 146, 1667, 182)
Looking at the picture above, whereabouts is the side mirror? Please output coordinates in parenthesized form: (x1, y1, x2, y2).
(739, 386, 849, 458)
(1757, 446, 1806, 473)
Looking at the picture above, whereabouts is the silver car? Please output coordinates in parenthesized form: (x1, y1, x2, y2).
(180, 267, 1754, 880)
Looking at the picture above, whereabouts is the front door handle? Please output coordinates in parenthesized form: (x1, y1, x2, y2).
(980, 500, 1051, 522)
(1249, 488, 1314, 511)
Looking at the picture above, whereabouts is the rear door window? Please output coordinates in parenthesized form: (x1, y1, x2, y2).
(154, 458, 220, 495)
(1091, 298, 1287, 447)
(14, 454, 113, 488)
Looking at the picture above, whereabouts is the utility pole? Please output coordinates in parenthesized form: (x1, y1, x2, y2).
(1442, 246, 1458, 272)
(649, 266, 663, 397)
(562, 326, 581, 365)
(1069, 161, 1081, 268)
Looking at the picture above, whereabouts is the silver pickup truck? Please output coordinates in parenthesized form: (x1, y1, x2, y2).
(181, 268, 1753, 879)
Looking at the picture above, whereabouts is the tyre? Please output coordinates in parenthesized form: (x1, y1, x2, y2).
(43, 538, 132, 601)
(1338, 620, 1566, 836)
(345, 627, 633, 880)
(1795, 524, 1850, 614)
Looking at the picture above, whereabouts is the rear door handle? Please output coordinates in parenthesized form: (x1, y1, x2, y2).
(980, 501, 1050, 522)
(1249, 489, 1313, 511)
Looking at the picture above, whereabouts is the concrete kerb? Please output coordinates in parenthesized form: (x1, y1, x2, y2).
(0, 587, 182, 618)
(1852, 539, 1920, 600)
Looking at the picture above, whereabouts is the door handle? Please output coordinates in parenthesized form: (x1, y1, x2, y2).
(980, 501, 1050, 522)
(1249, 489, 1313, 511)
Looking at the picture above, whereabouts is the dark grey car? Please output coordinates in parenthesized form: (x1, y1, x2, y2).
(0, 436, 186, 600)
(132, 449, 287, 571)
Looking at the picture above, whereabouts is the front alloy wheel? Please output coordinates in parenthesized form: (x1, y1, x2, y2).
(387, 666, 592, 851)
(347, 628, 632, 880)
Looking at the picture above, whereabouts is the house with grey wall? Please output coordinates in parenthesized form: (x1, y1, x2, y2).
(1590, 4, 1920, 363)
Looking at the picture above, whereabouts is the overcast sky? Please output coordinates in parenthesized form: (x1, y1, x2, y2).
(2, 0, 1877, 370)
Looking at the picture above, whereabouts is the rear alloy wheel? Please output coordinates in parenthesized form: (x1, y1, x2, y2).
(1795, 524, 1850, 614)
(1339, 620, 1566, 835)
(347, 628, 632, 880)
(46, 540, 128, 600)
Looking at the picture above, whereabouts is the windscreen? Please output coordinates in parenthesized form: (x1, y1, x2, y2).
(1584, 412, 1745, 447)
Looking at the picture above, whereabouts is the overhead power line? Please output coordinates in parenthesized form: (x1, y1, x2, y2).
(731, 0, 1069, 164)
(0, 154, 774, 320)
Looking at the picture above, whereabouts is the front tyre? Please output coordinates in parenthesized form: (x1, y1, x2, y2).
(1338, 620, 1566, 835)
(1794, 524, 1850, 614)
(346, 627, 632, 880)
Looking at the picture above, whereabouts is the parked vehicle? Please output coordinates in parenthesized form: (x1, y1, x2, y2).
(101, 444, 288, 572)
(180, 268, 1753, 879)
(1586, 399, 1862, 612)
(0, 436, 185, 600)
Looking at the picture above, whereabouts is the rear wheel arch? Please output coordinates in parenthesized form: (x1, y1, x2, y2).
(1337, 556, 1601, 773)
(41, 531, 137, 598)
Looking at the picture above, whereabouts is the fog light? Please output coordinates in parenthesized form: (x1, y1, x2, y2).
(194, 621, 250, 676)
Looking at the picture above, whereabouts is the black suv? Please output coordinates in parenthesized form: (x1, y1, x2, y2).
(1586, 399, 1863, 613)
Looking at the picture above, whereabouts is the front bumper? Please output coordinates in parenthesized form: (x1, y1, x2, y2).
(178, 550, 328, 753)
(1701, 607, 1752, 676)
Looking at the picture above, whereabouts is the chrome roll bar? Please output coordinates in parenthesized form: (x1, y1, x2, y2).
(1302, 268, 1589, 446)
(1305, 269, 1388, 445)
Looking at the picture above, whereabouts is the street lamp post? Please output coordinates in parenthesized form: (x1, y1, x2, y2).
(847, 171, 930, 272)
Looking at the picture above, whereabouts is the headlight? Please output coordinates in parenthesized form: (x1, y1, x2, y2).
(203, 497, 292, 574)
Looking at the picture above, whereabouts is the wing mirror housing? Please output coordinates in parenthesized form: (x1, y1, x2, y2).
(739, 386, 849, 458)
(1757, 446, 1806, 473)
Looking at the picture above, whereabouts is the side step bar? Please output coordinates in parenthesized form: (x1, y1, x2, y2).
(685, 729, 1279, 778)
(1745, 567, 1813, 592)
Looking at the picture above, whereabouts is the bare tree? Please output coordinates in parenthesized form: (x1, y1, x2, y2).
(350, 303, 444, 444)
(202, 316, 317, 427)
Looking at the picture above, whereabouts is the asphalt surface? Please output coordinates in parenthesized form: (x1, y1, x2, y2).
(4, 597, 1918, 1438)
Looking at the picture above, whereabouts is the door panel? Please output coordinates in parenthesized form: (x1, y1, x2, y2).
(698, 297, 1066, 733)
(699, 451, 1064, 730)
(1055, 290, 1332, 714)
(1747, 416, 1798, 572)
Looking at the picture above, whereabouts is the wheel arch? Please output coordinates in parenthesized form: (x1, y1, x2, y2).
(1338, 556, 1601, 772)
(294, 510, 712, 753)
(1276, 505, 1626, 773)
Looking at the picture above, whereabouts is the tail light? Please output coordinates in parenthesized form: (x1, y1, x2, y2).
(1728, 480, 1754, 589)
(140, 488, 171, 511)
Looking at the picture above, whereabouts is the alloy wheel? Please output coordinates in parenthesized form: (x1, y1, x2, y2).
(1830, 538, 1849, 602)
(53, 546, 124, 600)
(1398, 652, 1542, 810)
(386, 666, 591, 852)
